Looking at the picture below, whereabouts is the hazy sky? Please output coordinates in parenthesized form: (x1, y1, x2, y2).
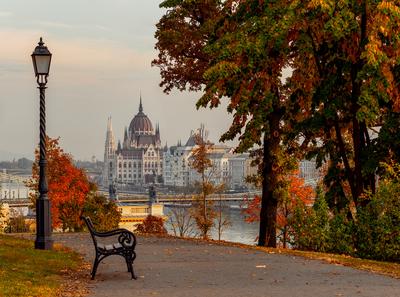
(0, 0, 234, 161)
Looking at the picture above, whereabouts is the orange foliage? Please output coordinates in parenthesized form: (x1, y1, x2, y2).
(278, 173, 314, 228)
(27, 137, 90, 229)
(242, 170, 314, 246)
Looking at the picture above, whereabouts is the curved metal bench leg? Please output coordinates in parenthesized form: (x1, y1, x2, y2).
(125, 256, 137, 279)
(91, 256, 100, 280)
(130, 263, 137, 280)
(131, 252, 137, 279)
(125, 254, 136, 279)
(125, 257, 132, 272)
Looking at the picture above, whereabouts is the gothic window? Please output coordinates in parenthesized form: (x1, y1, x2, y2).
(110, 161, 112, 168)
(133, 163, 136, 168)
(123, 163, 127, 168)
(128, 162, 131, 168)
(119, 174, 122, 178)
(124, 174, 126, 178)
(119, 163, 122, 168)
(129, 174, 131, 178)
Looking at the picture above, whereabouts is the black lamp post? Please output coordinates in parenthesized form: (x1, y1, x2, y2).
(32, 37, 53, 250)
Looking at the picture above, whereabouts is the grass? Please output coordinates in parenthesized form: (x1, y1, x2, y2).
(255, 247, 400, 279)
(0, 234, 87, 297)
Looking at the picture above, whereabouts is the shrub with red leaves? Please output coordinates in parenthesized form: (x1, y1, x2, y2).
(136, 215, 167, 235)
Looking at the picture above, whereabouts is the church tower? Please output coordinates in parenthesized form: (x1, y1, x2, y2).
(102, 116, 116, 187)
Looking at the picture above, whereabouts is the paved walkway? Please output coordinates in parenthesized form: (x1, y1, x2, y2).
(54, 233, 400, 297)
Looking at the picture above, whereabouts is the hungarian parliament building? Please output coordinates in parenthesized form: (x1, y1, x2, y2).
(102, 97, 319, 190)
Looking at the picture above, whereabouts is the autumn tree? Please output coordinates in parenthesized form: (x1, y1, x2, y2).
(189, 128, 216, 239)
(215, 184, 231, 241)
(26, 137, 91, 230)
(154, 0, 400, 247)
(168, 194, 196, 237)
(279, 173, 314, 248)
(242, 169, 314, 247)
(152, 0, 222, 93)
(286, 1, 400, 214)
(154, 0, 299, 247)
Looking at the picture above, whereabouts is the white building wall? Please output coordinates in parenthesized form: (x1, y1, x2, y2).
(229, 156, 247, 189)
(163, 143, 254, 190)
(0, 181, 33, 200)
(163, 146, 192, 187)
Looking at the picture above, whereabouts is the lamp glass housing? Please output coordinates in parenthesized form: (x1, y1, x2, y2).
(33, 55, 51, 76)
(32, 38, 52, 77)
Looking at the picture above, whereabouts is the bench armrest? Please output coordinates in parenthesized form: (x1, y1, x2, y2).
(92, 228, 136, 249)
(91, 228, 131, 237)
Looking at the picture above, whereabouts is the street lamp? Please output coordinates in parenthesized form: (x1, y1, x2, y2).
(32, 37, 53, 250)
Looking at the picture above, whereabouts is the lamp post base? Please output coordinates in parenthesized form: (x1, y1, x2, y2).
(35, 238, 53, 250)
(35, 198, 53, 250)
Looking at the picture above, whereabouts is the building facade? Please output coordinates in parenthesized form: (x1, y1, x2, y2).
(162, 133, 196, 187)
(163, 129, 252, 190)
(103, 98, 163, 188)
(0, 172, 33, 200)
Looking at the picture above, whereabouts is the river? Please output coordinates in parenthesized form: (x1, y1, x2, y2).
(164, 204, 259, 245)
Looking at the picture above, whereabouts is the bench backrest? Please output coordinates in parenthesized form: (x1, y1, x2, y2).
(81, 216, 99, 247)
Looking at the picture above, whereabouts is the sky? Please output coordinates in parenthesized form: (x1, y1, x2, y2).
(0, 0, 234, 161)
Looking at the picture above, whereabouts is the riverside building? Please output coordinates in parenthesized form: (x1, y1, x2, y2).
(103, 97, 163, 189)
(162, 129, 252, 190)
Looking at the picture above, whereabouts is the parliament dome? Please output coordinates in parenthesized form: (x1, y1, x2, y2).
(129, 98, 154, 135)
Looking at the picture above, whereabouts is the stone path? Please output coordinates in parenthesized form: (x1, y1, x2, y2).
(53, 233, 400, 297)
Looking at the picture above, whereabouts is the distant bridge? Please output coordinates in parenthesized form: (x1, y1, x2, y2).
(102, 191, 259, 203)
(1, 198, 31, 207)
(3, 191, 258, 207)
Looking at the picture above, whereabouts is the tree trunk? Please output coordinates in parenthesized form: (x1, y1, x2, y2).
(258, 115, 280, 247)
(202, 171, 207, 239)
(283, 227, 287, 249)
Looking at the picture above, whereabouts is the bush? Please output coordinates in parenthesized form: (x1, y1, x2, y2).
(5, 216, 30, 233)
(0, 203, 5, 232)
(355, 180, 400, 261)
(326, 212, 354, 255)
(136, 215, 167, 234)
(82, 193, 121, 232)
(288, 162, 400, 262)
(58, 199, 84, 232)
(289, 195, 329, 252)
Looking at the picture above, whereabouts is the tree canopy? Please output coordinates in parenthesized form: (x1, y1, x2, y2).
(27, 137, 91, 229)
(153, 0, 400, 247)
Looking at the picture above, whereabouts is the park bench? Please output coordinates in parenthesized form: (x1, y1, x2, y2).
(81, 216, 137, 280)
